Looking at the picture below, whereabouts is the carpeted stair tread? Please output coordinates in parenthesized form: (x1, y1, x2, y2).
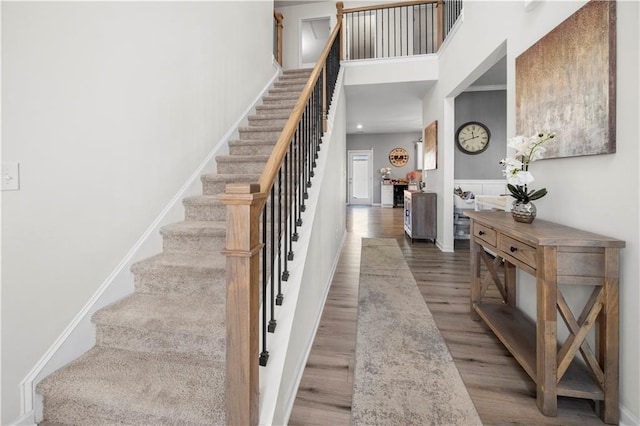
(183, 194, 222, 206)
(282, 68, 312, 74)
(215, 154, 271, 163)
(228, 140, 280, 156)
(93, 293, 225, 357)
(247, 116, 290, 128)
(201, 173, 261, 196)
(131, 252, 226, 295)
(229, 138, 278, 146)
(215, 155, 270, 174)
(37, 347, 225, 425)
(255, 104, 295, 114)
(238, 126, 285, 140)
(263, 92, 300, 101)
(249, 112, 292, 120)
(201, 173, 260, 187)
(274, 77, 309, 85)
(260, 96, 298, 106)
(269, 87, 306, 94)
(160, 221, 226, 236)
(239, 124, 286, 132)
(183, 195, 226, 221)
(132, 252, 226, 273)
(159, 221, 227, 253)
(94, 293, 224, 331)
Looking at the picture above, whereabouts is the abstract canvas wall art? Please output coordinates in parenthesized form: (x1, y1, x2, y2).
(516, 0, 616, 159)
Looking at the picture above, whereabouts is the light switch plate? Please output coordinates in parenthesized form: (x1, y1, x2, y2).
(1, 162, 20, 191)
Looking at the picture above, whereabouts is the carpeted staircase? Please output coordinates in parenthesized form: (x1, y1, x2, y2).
(36, 68, 313, 425)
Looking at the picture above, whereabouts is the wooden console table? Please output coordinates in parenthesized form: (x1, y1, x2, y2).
(464, 211, 624, 424)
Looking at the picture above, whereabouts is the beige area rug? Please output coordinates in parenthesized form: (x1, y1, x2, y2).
(351, 238, 482, 425)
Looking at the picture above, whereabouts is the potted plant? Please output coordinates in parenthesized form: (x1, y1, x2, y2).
(500, 132, 555, 223)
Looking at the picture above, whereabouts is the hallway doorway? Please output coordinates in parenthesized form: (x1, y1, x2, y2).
(347, 150, 373, 205)
(300, 17, 330, 68)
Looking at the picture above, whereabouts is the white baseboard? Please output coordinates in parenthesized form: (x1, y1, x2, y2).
(436, 239, 453, 253)
(19, 61, 282, 422)
(10, 410, 35, 426)
(620, 404, 640, 426)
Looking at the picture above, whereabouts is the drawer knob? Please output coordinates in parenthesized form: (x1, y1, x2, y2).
(510, 246, 518, 253)
(478, 231, 485, 236)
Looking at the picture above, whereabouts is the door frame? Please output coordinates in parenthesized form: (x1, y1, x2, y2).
(347, 149, 373, 205)
(299, 16, 331, 68)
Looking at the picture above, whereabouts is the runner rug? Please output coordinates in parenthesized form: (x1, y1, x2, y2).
(351, 238, 482, 425)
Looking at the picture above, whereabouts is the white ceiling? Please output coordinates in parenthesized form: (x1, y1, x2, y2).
(344, 57, 506, 135)
(345, 81, 435, 135)
(274, 1, 326, 7)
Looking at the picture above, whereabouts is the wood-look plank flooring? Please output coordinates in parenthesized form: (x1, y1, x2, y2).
(288, 206, 606, 425)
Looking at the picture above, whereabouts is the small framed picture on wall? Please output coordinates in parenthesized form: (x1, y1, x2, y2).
(424, 120, 437, 170)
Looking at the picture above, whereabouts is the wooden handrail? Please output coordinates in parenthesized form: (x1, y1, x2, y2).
(257, 21, 342, 200)
(342, 0, 439, 14)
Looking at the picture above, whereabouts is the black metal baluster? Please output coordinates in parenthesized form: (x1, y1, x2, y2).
(268, 184, 276, 333)
(293, 129, 301, 239)
(310, 87, 316, 177)
(395, 7, 398, 57)
(418, 4, 421, 55)
(356, 11, 360, 59)
(285, 144, 293, 269)
(277, 166, 284, 302)
(367, 12, 371, 59)
(296, 123, 303, 225)
(406, 6, 409, 56)
(259, 206, 269, 366)
(399, 6, 402, 56)
(306, 102, 313, 186)
(302, 108, 309, 203)
(379, 9, 383, 58)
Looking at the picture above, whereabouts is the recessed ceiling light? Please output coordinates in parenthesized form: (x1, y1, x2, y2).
(356, 124, 363, 129)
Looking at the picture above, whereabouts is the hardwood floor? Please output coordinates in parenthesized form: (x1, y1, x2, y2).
(288, 206, 606, 425)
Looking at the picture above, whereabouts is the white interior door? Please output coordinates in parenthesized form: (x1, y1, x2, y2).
(348, 150, 373, 205)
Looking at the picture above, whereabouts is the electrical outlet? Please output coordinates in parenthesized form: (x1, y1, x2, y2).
(1, 162, 20, 191)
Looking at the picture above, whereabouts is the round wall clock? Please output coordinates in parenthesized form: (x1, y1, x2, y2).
(389, 147, 409, 167)
(455, 121, 491, 154)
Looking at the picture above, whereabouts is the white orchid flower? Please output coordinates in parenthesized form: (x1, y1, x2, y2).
(500, 158, 523, 169)
(508, 170, 535, 186)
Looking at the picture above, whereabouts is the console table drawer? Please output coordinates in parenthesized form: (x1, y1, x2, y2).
(499, 234, 537, 269)
(474, 223, 496, 246)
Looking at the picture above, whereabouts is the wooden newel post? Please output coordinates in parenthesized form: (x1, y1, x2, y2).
(336, 1, 344, 60)
(436, 0, 444, 51)
(274, 12, 284, 66)
(220, 183, 266, 426)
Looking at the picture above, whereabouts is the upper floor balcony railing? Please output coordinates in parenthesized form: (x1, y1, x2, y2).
(340, 0, 462, 60)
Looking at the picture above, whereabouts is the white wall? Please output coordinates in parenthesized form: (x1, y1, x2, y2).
(1, 2, 274, 423)
(423, 1, 640, 422)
